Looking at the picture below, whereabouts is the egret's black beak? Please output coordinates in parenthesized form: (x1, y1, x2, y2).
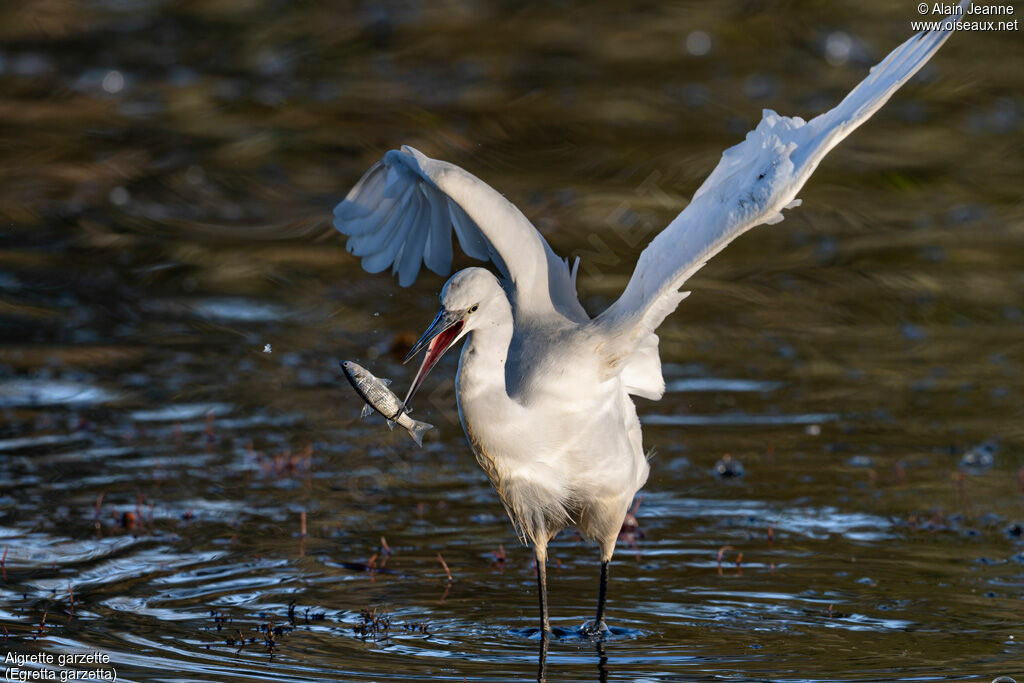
(402, 308, 464, 409)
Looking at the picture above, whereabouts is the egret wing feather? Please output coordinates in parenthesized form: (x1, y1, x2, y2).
(338, 191, 396, 237)
(346, 185, 410, 253)
(333, 161, 387, 221)
(335, 146, 588, 323)
(597, 5, 965, 355)
(397, 191, 430, 286)
(423, 193, 453, 276)
(359, 187, 416, 274)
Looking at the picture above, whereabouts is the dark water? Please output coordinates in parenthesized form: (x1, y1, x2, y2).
(1, 1, 1023, 681)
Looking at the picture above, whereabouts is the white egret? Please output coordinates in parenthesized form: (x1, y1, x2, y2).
(333, 8, 966, 636)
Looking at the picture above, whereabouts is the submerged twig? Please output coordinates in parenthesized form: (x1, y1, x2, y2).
(437, 552, 453, 583)
(35, 611, 47, 640)
(716, 545, 734, 576)
(367, 553, 377, 581)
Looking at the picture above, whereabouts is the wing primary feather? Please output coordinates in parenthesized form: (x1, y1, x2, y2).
(337, 195, 398, 238)
(361, 187, 417, 273)
(389, 192, 415, 277)
(348, 184, 413, 257)
(382, 163, 408, 199)
(423, 186, 454, 275)
(374, 213, 412, 275)
(334, 161, 387, 221)
(397, 191, 430, 286)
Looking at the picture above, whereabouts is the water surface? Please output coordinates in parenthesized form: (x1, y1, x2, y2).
(1, 1, 1022, 681)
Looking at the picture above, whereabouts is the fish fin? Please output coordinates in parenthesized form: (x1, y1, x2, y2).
(382, 378, 392, 386)
(386, 419, 395, 430)
(407, 419, 433, 447)
(360, 404, 373, 419)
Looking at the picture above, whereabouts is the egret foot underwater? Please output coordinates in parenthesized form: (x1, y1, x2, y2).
(512, 624, 639, 642)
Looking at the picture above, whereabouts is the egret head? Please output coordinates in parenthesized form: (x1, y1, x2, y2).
(402, 267, 505, 407)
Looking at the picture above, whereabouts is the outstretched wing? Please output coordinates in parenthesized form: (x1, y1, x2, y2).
(595, 4, 966, 356)
(334, 146, 587, 323)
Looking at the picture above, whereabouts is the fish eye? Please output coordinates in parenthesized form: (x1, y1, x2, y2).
(469, 304, 479, 313)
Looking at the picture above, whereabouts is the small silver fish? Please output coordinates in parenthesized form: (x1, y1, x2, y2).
(340, 360, 433, 446)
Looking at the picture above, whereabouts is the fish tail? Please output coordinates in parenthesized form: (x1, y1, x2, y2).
(407, 419, 433, 447)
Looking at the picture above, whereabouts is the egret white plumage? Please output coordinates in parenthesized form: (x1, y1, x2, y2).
(333, 9, 965, 636)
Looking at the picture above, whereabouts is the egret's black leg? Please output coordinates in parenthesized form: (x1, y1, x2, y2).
(533, 546, 551, 681)
(536, 550, 551, 635)
(593, 559, 610, 632)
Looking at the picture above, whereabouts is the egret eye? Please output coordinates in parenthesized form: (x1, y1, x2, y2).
(469, 304, 479, 313)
